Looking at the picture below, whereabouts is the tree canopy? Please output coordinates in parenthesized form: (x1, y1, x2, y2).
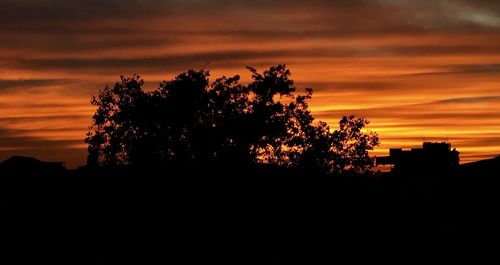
(85, 65, 379, 175)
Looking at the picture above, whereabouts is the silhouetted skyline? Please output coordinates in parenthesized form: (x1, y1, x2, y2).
(1, 0, 500, 168)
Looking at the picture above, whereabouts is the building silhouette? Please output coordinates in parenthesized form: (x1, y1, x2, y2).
(0, 156, 65, 176)
(377, 142, 459, 174)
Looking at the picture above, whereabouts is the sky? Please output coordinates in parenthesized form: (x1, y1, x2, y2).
(1, 0, 500, 168)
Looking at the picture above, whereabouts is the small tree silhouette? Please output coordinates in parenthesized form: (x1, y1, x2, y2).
(85, 65, 379, 175)
(331, 116, 379, 174)
(86, 75, 146, 167)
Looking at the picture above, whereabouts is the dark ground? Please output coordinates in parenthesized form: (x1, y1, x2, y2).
(1, 159, 499, 264)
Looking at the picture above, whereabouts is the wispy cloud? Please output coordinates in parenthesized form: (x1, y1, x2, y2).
(436, 95, 500, 104)
(0, 79, 72, 91)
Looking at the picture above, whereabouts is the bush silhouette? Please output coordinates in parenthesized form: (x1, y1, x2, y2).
(86, 65, 379, 175)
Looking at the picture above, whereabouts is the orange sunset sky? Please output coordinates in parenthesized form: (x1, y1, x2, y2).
(1, 0, 500, 168)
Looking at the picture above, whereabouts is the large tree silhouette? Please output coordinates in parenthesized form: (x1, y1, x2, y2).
(86, 65, 379, 175)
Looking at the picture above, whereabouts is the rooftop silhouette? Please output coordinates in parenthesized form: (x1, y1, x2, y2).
(376, 142, 460, 174)
(0, 156, 65, 176)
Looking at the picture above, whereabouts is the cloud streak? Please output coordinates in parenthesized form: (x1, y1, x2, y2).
(0, 79, 73, 91)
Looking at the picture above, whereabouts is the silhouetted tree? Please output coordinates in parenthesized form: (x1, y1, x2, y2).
(152, 69, 211, 167)
(246, 65, 307, 165)
(331, 115, 379, 174)
(85, 65, 379, 175)
(85, 75, 147, 166)
(203, 74, 251, 165)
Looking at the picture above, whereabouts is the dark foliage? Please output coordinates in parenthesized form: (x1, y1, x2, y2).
(85, 65, 379, 175)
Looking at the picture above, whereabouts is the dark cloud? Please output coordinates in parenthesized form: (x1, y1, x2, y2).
(1, 0, 499, 58)
(0, 123, 86, 142)
(461, 153, 500, 161)
(314, 95, 500, 121)
(11, 50, 341, 74)
(389, 45, 500, 56)
(2, 0, 172, 22)
(317, 110, 500, 121)
(458, 136, 500, 147)
(298, 81, 397, 92)
(436, 95, 500, 104)
(398, 64, 500, 77)
(0, 128, 82, 148)
(4, 0, 498, 23)
(11, 45, 500, 75)
(0, 34, 182, 53)
(0, 79, 72, 91)
(0, 102, 86, 109)
(375, 121, 499, 129)
(445, 64, 500, 74)
(0, 114, 89, 123)
(3, 0, 499, 35)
